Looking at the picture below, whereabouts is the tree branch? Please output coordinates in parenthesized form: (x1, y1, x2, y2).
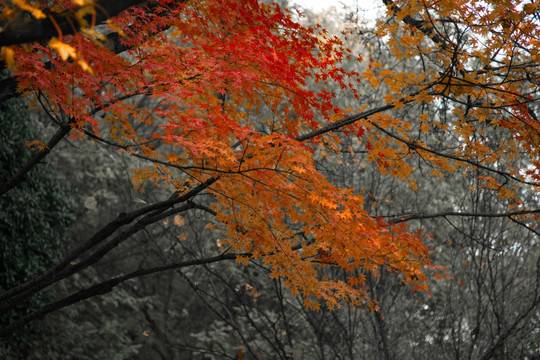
(0, 251, 247, 337)
(386, 208, 540, 223)
(295, 104, 395, 142)
(0, 177, 218, 310)
(479, 294, 540, 360)
(368, 120, 540, 187)
(0, 118, 75, 196)
(0, 0, 147, 47)
(0, 1, 162, 104)
(381, 0, 451, 49)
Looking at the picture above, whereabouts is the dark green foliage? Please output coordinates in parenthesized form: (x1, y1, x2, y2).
(0, 95, 77, 357)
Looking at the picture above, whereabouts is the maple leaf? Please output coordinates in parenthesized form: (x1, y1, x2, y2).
(523, 3, 538, 15)
(77, 59, 94, 75)
(49, 38, 77, 61)
(4, 0, 537, 326)
(73, 0, 94, 6)
(173, 215, 185, 227)
(0, 47, 15, 69)
(12, 0, 46, 19)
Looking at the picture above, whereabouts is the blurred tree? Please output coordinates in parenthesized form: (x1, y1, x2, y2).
(0, 80, 76, 357)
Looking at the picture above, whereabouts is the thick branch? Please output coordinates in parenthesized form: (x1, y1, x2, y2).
(0, 221, 311, 336)
(295, 104, 395, 142)
(387, 208, 540, 223)
(0, 0, 147, 47)
(0, 119, 74, 196)
(0, 177, 218, 309)
(296, 89, 538, 188)
(0, 1, 162, 104)
(381, 0, 449, 48)
(0, 90, 152, 196)
(0, 251, 247, 337)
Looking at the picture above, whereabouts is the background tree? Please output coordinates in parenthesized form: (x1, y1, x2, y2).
(0, 79, 76, 357)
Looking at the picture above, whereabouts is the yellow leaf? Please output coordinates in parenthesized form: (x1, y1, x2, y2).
(142, 330, 150, 337)
(107, 22, 127, 37)
(81, 28, 105, 41)
(12, 0, 46, 19)
(236, 255, 250, 265)
(73, 0, 93, 6)
(25, 140, 49, 151)
(1, 47, 15, 69)
(75, 4, 96, 28)
(49, 38, 77, 61)
(77, 59, 94, 75)
(2, 7, 16, 19)
(173, 215, 184, 226)
(523, 3, 538, 14)
(177, 233, 187, 241)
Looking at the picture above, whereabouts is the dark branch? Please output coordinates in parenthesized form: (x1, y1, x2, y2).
(0, 251, 247, 337)
(381, 0, 449, 48)
(0, 0, 147, 47)
(0, 1, 162, 104)
(0, 177, 218, 310)
(386, 208, 540, 223)
(295, 103, 396, 142)
(368, 120, 540, 187)
(0, 118, 75, 196)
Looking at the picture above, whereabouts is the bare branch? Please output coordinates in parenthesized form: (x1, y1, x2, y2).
(386, 208, 540, 223)
(0, 118, 74, 196)
(0, 251, 247, 337)
(0, 177, 218, 310)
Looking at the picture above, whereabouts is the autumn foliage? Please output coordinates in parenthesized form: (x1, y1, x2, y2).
(1, 0, 539, 319)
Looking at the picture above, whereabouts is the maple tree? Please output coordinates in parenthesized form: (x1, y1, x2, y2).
(0, 0, 539, 341)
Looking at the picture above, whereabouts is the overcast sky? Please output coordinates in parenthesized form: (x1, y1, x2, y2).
(291, 0, 383, 22)
(293, 0, 356, 12)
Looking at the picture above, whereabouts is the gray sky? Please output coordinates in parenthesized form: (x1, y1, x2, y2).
(293, 0, 356, 12)
(292, 0, 383, 22)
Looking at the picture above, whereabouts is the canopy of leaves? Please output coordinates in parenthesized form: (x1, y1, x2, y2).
(0, 0, 538, 327)
(0, 0, 435, 310)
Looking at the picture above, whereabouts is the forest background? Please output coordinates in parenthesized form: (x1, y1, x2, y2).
(0, 0, 538, 359)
